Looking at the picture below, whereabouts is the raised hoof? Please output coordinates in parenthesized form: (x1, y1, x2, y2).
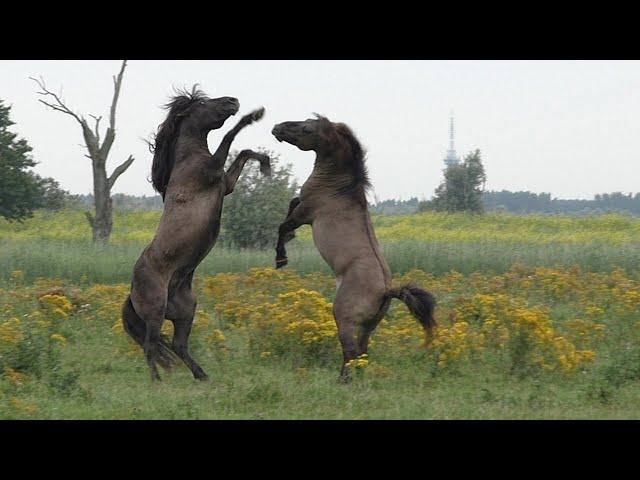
(251, 106, 265, 121)
(275, 257, 288, 269)
(259, 157, 272, 177)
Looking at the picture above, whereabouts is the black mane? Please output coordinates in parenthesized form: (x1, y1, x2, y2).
(149, 85, 208, 200)
(334, 121, 371, 204)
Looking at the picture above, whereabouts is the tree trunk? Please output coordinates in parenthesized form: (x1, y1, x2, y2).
(91, 164, 113, 243)
(32, 60, 133, 246)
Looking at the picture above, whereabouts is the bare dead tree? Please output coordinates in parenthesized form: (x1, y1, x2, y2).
(31, 60, 134, 244)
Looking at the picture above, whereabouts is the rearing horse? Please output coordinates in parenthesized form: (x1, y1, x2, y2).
(122, 87, 270, 381)
(272, 115, 436, 382)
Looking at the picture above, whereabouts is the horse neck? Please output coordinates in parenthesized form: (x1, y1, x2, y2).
(174, 122, 210, 161)
(309, 151, 366, 203)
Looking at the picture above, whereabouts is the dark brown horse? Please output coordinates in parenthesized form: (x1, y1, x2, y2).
(272, 115, 436, 381)
(122, 87, 270, 381)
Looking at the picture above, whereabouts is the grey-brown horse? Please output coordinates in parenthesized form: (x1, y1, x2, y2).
(272, 115, 435, 381)
(122, 87, 270, 381)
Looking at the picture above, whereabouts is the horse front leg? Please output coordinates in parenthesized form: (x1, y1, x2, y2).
(211, 107, 265, 170)
(279, 197, 300, 242)
(275, 200, 310, 269)
(224, 150, 271, 195)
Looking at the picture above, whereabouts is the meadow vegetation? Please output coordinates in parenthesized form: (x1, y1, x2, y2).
(2, 210, 639, 282)
(1, 210, 639, 418)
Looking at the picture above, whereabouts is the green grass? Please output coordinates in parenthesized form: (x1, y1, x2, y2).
(0, 315, 635, 419)
(3, 209, 640, 244)
(2, 238, 639, 284)
(2, 320, 638, 420)
(2, 269, 639, 420)
(2, 210, 640, 419)
(2, 209, 639, 283)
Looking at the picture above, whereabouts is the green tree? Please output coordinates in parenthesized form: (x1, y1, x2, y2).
(221, 150, 298, 249)
(421, 149, 487, 213)
(36, 176, 70, 210)
(0, 100, 43, 221)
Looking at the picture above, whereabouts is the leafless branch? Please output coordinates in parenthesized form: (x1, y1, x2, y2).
(108, 154, 134, 190)
(89, 114, 102, 144)
(109, 60, 127, 131)
(99, 60, 127, 158)
(30, 76, 84, 125)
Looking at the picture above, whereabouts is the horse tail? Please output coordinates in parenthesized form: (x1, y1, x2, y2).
(386, 285, 436, 334)
(121, 295, 178, 370)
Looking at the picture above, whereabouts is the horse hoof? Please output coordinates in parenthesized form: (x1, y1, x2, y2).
(251, 107, 265, 121)
(275, 258, 288, 269)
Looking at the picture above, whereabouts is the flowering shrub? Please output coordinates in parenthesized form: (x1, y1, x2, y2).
(0, 285, 72, 381)
(248, 288, 338, 365)
(1, 263, 637, 410)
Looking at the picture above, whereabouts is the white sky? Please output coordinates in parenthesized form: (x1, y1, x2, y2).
(1, 60, 639, 201)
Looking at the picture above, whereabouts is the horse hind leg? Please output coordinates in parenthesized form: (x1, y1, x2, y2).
(130, 294, 167, 382)
(333, 310, 368, 383)
(356, 298, 391, 356)
(166, 288, 208, 381)
(333, 276, 388, 382)
(130, 268, 176, 382)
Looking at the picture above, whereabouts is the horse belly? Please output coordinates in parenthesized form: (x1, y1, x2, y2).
(154, 190, 224, 270)
(311, 219, 370, 275)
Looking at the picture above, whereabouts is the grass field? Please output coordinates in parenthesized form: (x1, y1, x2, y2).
(2, 210, 640, 282)
(1, 210, 639, 419)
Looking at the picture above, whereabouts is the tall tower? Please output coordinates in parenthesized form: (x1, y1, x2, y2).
(444, 111, 460, 168)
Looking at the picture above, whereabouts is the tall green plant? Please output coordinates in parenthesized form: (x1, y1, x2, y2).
(221, 150, 298, 249)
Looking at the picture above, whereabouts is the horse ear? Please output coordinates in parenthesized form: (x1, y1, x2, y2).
(314, 114, 335, 136)
(313, 112, 330, 123)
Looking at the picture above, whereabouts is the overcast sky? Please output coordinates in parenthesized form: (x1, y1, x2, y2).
(1, 60, 639, 201)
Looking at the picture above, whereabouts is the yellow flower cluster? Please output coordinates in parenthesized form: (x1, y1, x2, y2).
(199, 265, 638, 374)
(1, 263, 638, 386)
(444, 292, 602, 373)
(203, 268, 338, 363)
(251, 288, 337, 362)
(0, 318, 23, 344)
(39, 293, 74, 318)
(345, 354, 370, 370)
(0, 286, 75, 385)
(432, 321, 484, 369)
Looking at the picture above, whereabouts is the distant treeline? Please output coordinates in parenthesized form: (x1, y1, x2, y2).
(67, 193, 164, 210)
(482, 191, 640, 216)
(388, 191, 640, 216)
(64, 191, 640, 216)
(369, 197, 420, 215)
(67, 194, 423, 214)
